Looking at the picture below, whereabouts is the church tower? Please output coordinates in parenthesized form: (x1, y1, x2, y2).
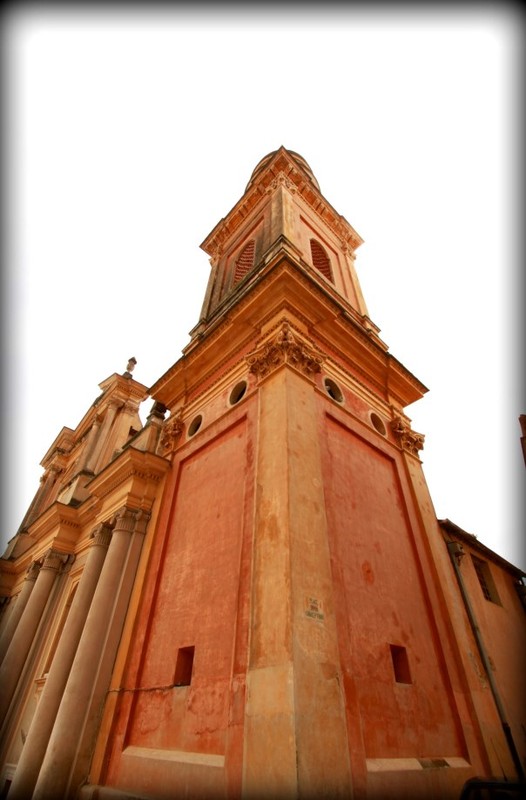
(83, 148, 499, 798)
(2, 148, 523, 800)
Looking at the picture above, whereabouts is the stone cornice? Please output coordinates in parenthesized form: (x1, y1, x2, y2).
(87, 446, 170, 505)
(25, 502, 81, 546)
(98, 373, 149, 404)
(150, 257, 427, 412)
(151, 241, 336, 404)
(40, 427, 75, 467)
(200, 148, 363, 264)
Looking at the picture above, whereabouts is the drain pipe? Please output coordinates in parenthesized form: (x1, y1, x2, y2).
(446, 540, 525, 781)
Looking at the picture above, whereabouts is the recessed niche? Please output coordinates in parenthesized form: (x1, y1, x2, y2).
(390, 644, 412, 684)
(370, 412, 387, 436)
(229, 380, 248, 406)
(174, 646, 195, 687)
(187, 415, 203, 437)
(324, 378, 344, 403)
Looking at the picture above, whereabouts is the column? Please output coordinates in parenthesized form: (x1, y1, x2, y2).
(8, 523, 112, 800)
(0, 561, 40, 664)
(0, 550, 66, 724)
(32, 508, 150, 800)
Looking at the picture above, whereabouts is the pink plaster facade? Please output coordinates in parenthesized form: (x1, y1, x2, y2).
(1, 149, 524, 800)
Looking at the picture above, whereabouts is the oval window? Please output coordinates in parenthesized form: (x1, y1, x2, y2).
(229, 380, 247, 405)
(324, 378, 343, 403)
(370, 412, 387, 436)
(188, 415, 203, 437)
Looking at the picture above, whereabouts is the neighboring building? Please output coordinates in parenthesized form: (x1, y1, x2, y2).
(0, 148, 524, 800)
(438, 520, 526, 770)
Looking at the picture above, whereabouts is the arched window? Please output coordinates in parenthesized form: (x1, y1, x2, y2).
(310, 239, 333, 282)
(233, 239, 256, 284)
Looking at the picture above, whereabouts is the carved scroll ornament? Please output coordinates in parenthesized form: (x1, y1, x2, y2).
(246, 322, 324, 380)
(159, 410, 184, 457)
(266, 171, 297, 194)
(391, 416, 425, 457)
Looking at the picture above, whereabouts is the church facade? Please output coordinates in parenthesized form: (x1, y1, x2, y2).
(1, 148, 524, 799)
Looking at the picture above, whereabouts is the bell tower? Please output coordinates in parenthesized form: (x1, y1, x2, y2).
(81, 149, 497, 800)
(191, 147, 377, 345)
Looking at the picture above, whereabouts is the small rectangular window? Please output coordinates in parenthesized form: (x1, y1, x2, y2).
(174, 646, 195, 686)
(471, 555, 502, 605)
(390, 644, 412, 684)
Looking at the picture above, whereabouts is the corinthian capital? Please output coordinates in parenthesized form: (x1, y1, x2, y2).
(26, 561, 42, 582)
(246, 321, 324, 381)
(391, 417, 425, 457)
(40, 549, 70, 573)
(90, 521, 114, 550)
(111, 507, 151, 536)
(111, 507, 139, 534)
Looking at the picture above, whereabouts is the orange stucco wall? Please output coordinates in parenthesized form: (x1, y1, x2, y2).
(100, 408, 255, 798)
(321, 412, 465, 759)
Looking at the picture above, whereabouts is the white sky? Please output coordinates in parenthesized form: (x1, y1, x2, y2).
(2, 6, 524, 568)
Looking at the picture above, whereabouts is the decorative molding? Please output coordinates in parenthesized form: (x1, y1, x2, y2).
(209, 246, 222, 267)
(87, 447, 170, 501)
(390, 417, 425, 456)
(159, 410, 184, 457)
(90, 466, 165, 499)
(156, 268, 335, 397)
(265, 171, 297, 194)
(246, 321, 324, 380)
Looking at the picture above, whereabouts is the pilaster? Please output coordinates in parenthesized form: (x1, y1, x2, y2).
(87, 400, 123, 474)
(244, 340, 351, 798)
